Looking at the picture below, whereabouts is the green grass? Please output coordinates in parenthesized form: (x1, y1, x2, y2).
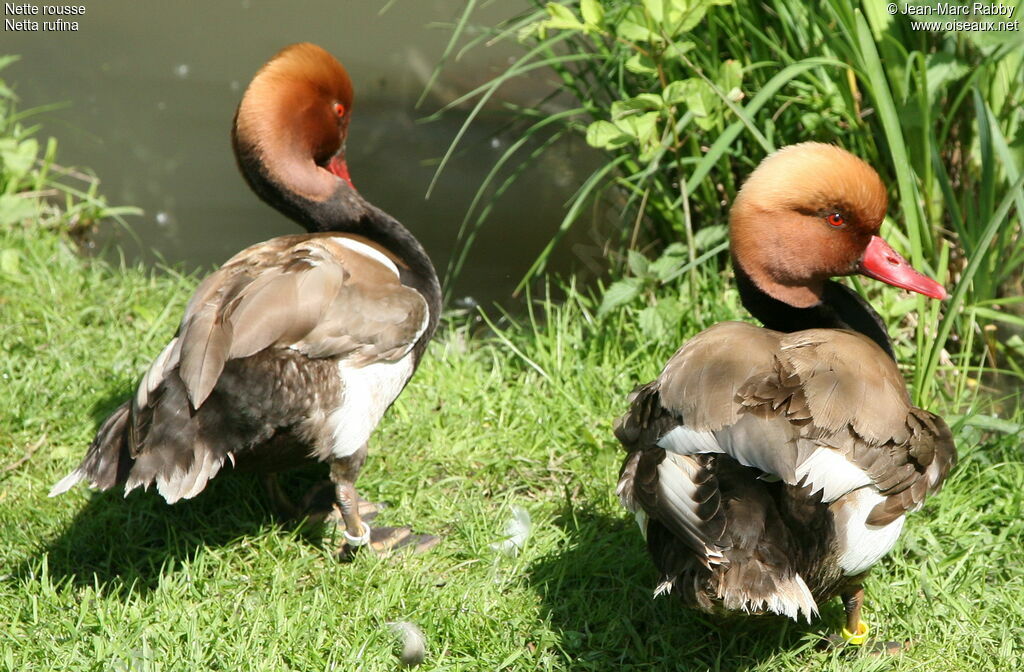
(2, 222, 1022, 671)
(2, 35, 1022, 671)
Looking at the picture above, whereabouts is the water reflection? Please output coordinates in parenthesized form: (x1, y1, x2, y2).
(4, 0, 606, 304)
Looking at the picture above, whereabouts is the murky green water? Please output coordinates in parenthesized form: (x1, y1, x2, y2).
(4, 0, 604, 303)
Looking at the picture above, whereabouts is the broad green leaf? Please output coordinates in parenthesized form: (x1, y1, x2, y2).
(664, 40, 695, 60)
(649, 254, 685, 282)
(663, 79, 697, 105)
(721, 59, 743, 92)
(580, 0, 604, 27)
(925, 52, 970, 106)
(598, 277, 643, 316)
(693, 224, 728, 251)
(957, 413, 1022, 434)
(682, 78, 719, 129)
(625, 52, 657, 75)
(543, 2, 584, 31)
(661, 242, 689, 257)
(643, 0, 666, 23)
(0, 194, 36, 226)
(616, 6, 656, 42)
(638, 305, 666, 338)
(626, 249, 650, 276)
(622, 111, 660, 147)
(0, 137, 38, 180)
(585, 120, 632, 149)
(612, 93, 664, 116)
(667, 0, 712, 33)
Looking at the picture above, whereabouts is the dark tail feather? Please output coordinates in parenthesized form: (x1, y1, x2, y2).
(49, 402, 133, 496)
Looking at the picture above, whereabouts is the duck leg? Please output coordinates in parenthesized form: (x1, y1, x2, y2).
(261, 471, 383, 521)
(833, 585, 910, 654)
(328, 445, 440, 556)
(841, 586, 869, 645)
(292, 478, 385, 520)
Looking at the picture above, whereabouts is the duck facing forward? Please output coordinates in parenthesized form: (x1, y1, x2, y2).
(615, 143, 956, 643)
(50, 43, 441, 554)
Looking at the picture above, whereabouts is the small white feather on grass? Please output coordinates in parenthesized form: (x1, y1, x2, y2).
(490, 505, 532, 557)
(388, 621, 426, 667)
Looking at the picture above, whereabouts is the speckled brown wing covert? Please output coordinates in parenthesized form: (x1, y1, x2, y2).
(615, 321, 955, 618)
(55, 234, 427, 503)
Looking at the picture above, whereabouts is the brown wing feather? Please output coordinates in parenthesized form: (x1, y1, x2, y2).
(779, 330, 912, 444)
(178, 309, 235, 408)
(173, 235, 426, 408)
(616, 383, 726, 568)
(85, 233, 430, 500)
(616, 320, 956, 616)
(657, 321, 782, 431)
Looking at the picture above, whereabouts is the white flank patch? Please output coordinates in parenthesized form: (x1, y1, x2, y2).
(835, 488, 906, 575)
(328, 356, 414, 458)
(656, 425, 723, 456)
(794, 446, 872, 503)
(331, 236, 400, 278)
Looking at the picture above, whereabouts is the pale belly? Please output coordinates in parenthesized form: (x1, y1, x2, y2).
(833, 488, 906, 576)
(326, 356, 415, 458)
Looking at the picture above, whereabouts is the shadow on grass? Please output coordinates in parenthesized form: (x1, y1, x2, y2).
(5, 389, 349, 599)
(527, 504, 839, 671)
(14, 461, 335, 599)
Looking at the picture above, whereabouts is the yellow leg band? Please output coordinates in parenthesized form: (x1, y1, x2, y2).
(841, 621, 870, 645)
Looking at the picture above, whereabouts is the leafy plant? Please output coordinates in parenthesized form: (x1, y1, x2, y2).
(0, 55, 140, 238)
(433, 0, 1023, 408)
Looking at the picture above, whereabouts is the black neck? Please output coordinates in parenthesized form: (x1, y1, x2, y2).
(235, 147, 442, 357)
(734, 263, 895, 360)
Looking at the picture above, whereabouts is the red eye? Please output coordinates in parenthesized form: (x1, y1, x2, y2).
(826, 213, 844, 227)
(334, 103, 346, 117)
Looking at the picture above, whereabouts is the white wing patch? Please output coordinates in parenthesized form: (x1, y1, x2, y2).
(330, 236, 401, 278)
(327, 356, 415, 458)
(657, 425, 723, 456)
(833, 488, 906, 575)
(659, 422, 794, 484)
(659, 424, 872, 505)
(795, 446, 872, 502)
(656, 453, 725, 565)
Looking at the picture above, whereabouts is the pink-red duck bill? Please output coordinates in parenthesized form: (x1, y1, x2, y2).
(327, 156, 354, 189)
(859, 235, 948, 300)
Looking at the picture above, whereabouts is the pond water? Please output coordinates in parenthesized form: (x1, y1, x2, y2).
(4, 0, 605, 304)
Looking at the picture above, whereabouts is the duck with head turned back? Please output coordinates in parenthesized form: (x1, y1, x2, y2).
(615, 143, 956, 645)
(50, 43, 442, 554)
